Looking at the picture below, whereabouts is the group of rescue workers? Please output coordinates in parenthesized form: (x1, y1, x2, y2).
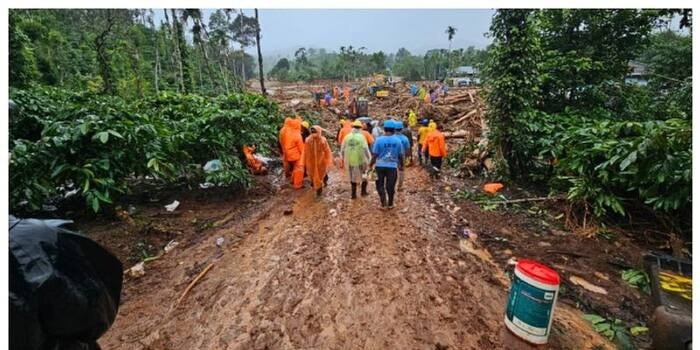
(278, 112, 447, 210)
(315, 85, 352, 108)
(409, 82, 449, 104)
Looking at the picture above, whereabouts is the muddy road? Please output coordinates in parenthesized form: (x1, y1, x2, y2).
(100, 166, 610, 349)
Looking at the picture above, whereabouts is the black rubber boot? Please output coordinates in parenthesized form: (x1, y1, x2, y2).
(316, 188, 322, 198)
(388, 193, 395, 209)
(351, 183, 357, 199)
(379, 194, 387, 208)
(360, 181, 368, 196)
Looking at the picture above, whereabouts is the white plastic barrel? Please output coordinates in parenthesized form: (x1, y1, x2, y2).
(504, 259, 560, 345)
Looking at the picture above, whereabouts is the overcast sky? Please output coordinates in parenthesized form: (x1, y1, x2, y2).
(155, 9, 495, 56)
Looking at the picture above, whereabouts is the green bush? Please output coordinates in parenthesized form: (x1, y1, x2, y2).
(9, 86, 282, 213)
(512, 108, 691, 218)
(554, 117, 691, 216)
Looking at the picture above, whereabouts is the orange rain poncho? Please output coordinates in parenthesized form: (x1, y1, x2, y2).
(337, 120, 353, 144)
(422, 128, 447, 157)
(243, 145, 267, 175)
(279, 117, 294, 177)
(303, 126, 333, 190)
(281, 118, 305, 188)
(283, 118, 305, 162)
(344, 86, 351, 104)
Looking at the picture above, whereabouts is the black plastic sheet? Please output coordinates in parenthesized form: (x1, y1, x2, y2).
(9, 216, 123, 350)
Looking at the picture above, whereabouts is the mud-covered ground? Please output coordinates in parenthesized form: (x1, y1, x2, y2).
(98, 167, 611, 349)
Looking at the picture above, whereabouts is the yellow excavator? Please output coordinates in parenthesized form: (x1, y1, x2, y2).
(368, 74, 390, 98)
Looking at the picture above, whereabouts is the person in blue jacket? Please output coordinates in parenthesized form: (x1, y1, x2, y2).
(410, 83, 418, 96)
(392, 120, 411, 191)
(370, 120, 405, 209)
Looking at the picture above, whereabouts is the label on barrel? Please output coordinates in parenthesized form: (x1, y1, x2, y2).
(506, 276, 555, 337)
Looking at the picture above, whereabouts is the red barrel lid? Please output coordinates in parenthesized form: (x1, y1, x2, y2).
(516, 259, 560, 285)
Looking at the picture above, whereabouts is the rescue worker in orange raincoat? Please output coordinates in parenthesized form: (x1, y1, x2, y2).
(422, 121, 447, 179)
(339, 119, 374, 147)
(344, 86, 351, 105)
(281, 118, 305, 188)
(303, 125, 333, 197)
(337, 119, 353, 145)
(279, 117, 294, 177)
(360, 124, 375, 149)
(243, 145, 268, 175)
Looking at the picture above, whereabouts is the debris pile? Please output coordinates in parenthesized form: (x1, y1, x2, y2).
(268, 80, 494, 175)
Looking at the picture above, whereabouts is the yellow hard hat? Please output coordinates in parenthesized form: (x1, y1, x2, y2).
(352, 120, 363, 128)
(301, 121, 310, 129)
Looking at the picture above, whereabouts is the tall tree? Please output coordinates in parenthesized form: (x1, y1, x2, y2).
(182, 8, 219, 92)
(254, 9, 266, 96)
(445, 25, 457, 75)
(209, 9, 233, 93)
(535, 9, 659, 112)
(164, 9, 185, 92)
(145, 10, 160, 93)
(484, 10, 542, 176)
(8, 10, 40, 87)
(84, 9, 131, 94)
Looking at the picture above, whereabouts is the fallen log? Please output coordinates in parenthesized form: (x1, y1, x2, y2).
(475, 196, 565, 204)
(443, 130, 471, 139)
(442, 94, 471, 104)
(468, 90, 475, 103)
(452, 110, 478, 125)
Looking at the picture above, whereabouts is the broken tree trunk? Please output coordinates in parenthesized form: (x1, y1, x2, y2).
(442, 94, 471, 104)
(443, 130, 471, 139)
(453, 109, 478, 125)
(475, 196, 564, 204)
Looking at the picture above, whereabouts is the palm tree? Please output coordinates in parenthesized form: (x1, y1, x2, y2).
(445, 25, 457, 78)
(254, 9, 266, 96)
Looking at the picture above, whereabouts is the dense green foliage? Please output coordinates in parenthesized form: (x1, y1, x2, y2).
(484, 9, 692, 223)
(483, 10, 543, 175)
(516, 110, 691, 216)
(268, 45, 489, 82)
(9, 86, 282, 213)
(9, 9, 259, 97)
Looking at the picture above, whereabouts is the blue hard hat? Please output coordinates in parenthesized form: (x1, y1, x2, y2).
(396, 121, 404, 129)
(421, 118, 429, 125)
(383, 120, 394, 128)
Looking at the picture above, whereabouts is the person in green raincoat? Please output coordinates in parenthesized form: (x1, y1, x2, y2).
(341, 120, 372, 199)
